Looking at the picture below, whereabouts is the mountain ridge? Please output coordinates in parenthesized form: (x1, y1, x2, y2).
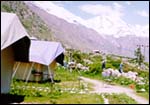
(25, 1, 149, 62)
(26, 1, 149, 38)
(1, 1, 149, 62)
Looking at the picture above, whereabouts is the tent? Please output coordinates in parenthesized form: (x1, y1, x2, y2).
(1, 12, 64, 94)
(13, 40, 65, 82)
(1, 12, 30, 93)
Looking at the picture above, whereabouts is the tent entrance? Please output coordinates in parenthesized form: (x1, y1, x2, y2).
(12, 36, 30, 62)
(12, 61, 56, 83)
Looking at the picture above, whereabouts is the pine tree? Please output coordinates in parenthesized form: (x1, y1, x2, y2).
(134, 47, 145, 66)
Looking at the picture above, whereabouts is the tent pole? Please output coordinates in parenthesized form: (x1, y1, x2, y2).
(48, 66, 54, 83)
(26, 62, 34, 83)
(23, 63, 29, 80)
(12, 62, 20, 79)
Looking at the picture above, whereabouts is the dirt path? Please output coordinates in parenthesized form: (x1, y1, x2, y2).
(80, 76, 149, 104)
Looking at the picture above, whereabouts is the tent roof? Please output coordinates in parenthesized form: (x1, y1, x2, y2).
(1, 12, 64, 66)
(29, 40, 65, 66)
(1, 12, 29, 50)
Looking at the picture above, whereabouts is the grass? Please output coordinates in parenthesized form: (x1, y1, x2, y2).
(10, 66, 102, 104)
(24, 93, 104, 104)
(136, 92, 149, 100)
(54, 66, 79, 81)
(10, 69, 141, 104)
(10, 77, 104, 104)
(104, 93, 138, 104)
(9, 49, 149, 104)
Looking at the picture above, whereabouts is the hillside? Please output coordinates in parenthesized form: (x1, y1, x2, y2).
(1, 1, 149, 62)
(25, 2, 118, 52)
(25, 2, 149, 62)
(1, 1, 54, 41)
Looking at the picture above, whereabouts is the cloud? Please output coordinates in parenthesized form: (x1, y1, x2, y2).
(126, 1, 131, 5)
(137, 10, 149, 17)
(51, 1, 73, 7)
(113, 2, 123, 9)
(133, 24, 149, 37)
(51, 1, 73, 3)
(79, 3, 124, 18)
(113, 2, 124, 16)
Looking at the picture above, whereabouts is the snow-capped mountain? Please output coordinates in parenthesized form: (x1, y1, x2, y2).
(25, 1, 149, 38)
(85, 15, 136, 38)
(85, 15, 149, 38)
(131, 24, 149, 37)
(25, 1, 149, 62)
(25, 1, 87, 26)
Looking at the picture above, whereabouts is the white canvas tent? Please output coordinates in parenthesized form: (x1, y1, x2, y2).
(13, 40, 65, 82)
(1, 12, 30, 93)
(30, 40, 64, 66)
(1, 12, 65, 94)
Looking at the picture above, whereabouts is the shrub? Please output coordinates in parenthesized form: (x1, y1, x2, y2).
(112, 76, 135, 86)
(89, 62, 101, 74)
(106, 56, 121, 69)
(135, 82, 149, 93)
(72, 51, 83, 63)
(106, 63, 115, 69)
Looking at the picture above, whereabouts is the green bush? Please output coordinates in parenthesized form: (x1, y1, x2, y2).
(88, 62, 101, 75)
(1, 4, 14, 12)
(143, 62, 149, 67)
(106, 63, 115, 69)
(111, 76, 135, 86)
(135, 83, 149, 93)
(90, 55, 102, 63)
(72, 51, 83, 63)
(111, 60, 121, 69)
(106, 56, 121, 69)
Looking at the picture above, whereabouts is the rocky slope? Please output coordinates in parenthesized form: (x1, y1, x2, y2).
(1, 1, 54, 41)
(25, 2, 149, 61)
(1, 1, 149, 62)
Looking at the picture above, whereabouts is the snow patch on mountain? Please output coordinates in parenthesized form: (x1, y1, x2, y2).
(26, 1, 149, 38)
(27, 1, 87, 26)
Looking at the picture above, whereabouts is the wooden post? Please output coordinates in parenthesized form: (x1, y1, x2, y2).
(48, 60, 57, 83)
(37, 63, 42, 72)
(12, 62, 20, 79)
(26, 62, 34, 83)
(34, 63, 43, 82)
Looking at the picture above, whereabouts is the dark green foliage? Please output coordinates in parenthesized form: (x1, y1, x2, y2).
(90, 55, 102, 63)
(105, 63, 115, 69)
(1, 4, 14, 12)
(143, 62, 149, 67)
(106, 55, 121, 69)
(134, 47, 145, 66)
(88, 62, 101, 74)
(123, 63, 149, 78)
(72, 52, 83, 63)
(136, 83, 149, 93)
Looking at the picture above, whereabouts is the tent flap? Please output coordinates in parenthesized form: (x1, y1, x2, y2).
(1, 12, 29, 50)
(29, 40, 65, 66)
(56, 53, 64, 66)
(12, 36, 30, 62)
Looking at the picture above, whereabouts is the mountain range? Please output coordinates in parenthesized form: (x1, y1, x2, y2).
(25, 1, 149, 62)
(1, 1, 149, 62)
(25, 1, 149, 38)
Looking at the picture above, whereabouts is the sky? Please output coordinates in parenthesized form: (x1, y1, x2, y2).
(52, 1, 149, 26)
